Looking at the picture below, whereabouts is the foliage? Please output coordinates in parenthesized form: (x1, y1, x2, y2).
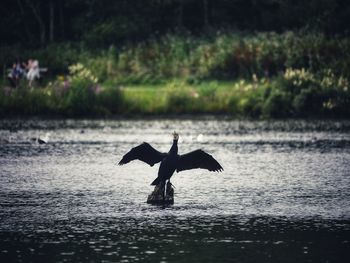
(95, 87, 124, 115)
(57, 63, 97, 115)
(1, 75, 349, 118)
(262, 68, 350, 117)
(165, 81, 197, 113)
(1, 30, 350, 118)
(87, 31, 350, 82)
(0, 86, 50, 116)
(2, 31, 349, 85)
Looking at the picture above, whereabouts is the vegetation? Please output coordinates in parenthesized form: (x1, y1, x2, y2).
(1, 31, 350, 118)
(1, 1, 349, 118)
(1, 65, 349, 118)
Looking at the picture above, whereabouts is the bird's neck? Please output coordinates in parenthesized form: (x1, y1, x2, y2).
(170, 139, 178, 154)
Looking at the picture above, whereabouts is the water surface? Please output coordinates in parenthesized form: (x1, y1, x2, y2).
(0, 119, 349, 262)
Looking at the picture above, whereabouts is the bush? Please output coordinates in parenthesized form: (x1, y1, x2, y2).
(263, 68, 350, 117)
(262, 89, 293, 118)
(165, 81, 197, 113)
(0, 86, 51, 115)
(227, 95, 241, 116)
(96, 87, 123, 114)
(198, 81, 218, 101)
(63, 79, 96, 115)
(59, 63, 99, 115)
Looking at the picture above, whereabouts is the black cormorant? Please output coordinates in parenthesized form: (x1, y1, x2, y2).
(118, 132, 223, 188)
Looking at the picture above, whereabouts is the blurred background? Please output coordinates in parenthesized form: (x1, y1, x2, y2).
(0, 0, 349, 118)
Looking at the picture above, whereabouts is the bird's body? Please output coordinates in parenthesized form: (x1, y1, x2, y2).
(151, 138, 178, 185)
(118, 132, 223, 189)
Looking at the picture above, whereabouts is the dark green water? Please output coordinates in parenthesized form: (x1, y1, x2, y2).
(0, 119, 349, 262)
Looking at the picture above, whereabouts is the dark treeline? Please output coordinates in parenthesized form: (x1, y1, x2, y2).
(1, 0, 349, 48)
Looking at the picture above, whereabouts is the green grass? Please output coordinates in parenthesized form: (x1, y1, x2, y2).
(121, 81, 234, 114)
(122, 84, 167, 114)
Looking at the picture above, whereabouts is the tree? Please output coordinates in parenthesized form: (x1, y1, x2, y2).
(49, 0, 54, 42)
(23, 0, 46, 45)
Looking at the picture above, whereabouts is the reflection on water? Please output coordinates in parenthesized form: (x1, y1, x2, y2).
(0, 119, 349, 262)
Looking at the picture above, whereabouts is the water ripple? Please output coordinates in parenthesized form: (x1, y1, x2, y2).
(0, 119, 349, 262)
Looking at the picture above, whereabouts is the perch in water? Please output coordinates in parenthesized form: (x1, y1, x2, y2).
(118, 132, 223, 204)
(146, 181, 174, 205)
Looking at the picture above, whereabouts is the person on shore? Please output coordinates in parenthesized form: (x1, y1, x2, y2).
(26, 59, 40, 87)
(8, 60, 25, 87)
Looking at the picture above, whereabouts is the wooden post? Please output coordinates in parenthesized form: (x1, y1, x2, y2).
(147, 181, 174, 205)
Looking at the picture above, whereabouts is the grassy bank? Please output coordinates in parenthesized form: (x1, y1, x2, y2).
(1, 31, 349, 118)
(1, 73, 349, 118)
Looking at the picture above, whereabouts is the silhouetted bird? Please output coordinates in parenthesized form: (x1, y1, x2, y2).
(118, 132, 223, 187)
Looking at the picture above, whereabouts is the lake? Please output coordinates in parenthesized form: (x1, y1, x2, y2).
(0, 118, 349, 262)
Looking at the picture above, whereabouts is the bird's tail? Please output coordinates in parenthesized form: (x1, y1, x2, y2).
(151, 177, 161, 186)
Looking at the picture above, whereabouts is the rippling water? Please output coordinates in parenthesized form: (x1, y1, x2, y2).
(0, 118, 349, 262)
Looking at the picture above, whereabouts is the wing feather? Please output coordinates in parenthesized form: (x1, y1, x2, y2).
(118, 142, 166, 166)
(176, 149, 223, 172)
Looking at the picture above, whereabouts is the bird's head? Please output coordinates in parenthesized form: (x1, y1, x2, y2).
(173, 131, 179, 141)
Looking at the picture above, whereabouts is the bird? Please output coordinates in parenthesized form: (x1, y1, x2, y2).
(118, 132, 223, 191)
(30, 132, 50, 144)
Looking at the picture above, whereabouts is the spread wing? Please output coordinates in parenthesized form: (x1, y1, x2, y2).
(118, 142, 166, 167)
(176, 149, 223, 172)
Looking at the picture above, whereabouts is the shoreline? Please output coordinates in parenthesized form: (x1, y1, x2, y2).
(1, 113, 350, 121)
